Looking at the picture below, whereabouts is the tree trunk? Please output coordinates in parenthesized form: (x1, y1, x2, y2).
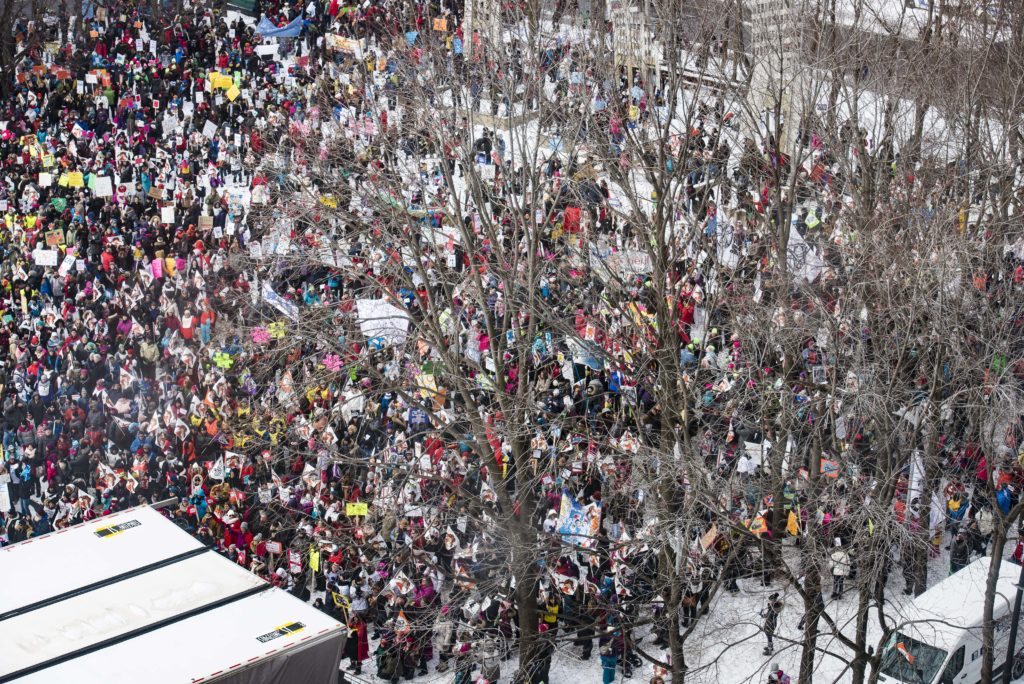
(850, 570, 871, 684)
(981, 525, 1009, 682)
(909, 102, 928, 162)
(514, 549, 541, 684)
(798, 554, 822, 683)
(667, 557, 687, 683)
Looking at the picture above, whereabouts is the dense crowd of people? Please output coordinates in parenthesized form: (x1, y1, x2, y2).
(1, 1, 1023, 683)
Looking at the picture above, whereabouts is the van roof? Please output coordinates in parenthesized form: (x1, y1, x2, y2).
(897, 556, 1019, 651)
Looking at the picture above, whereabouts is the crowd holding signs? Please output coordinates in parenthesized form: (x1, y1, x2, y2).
(1, 0, 1024, 683)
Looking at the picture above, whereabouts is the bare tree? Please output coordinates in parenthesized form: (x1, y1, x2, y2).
(206, 1, 1024, 683)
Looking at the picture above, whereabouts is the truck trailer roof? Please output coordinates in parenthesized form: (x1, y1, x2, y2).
(0, 505, 345, 684)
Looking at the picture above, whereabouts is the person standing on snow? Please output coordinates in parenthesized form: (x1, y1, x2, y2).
(949, 532, 970, 575)
(829, 539, 851, 599)
(600, 644, 618, 684)
(761, 593, 784, 656)
(343, 613, 369, 674)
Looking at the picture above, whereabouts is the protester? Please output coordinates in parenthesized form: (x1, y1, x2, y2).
(761, 593, 783, 656)
(828, 540, 851, 600)
(949, 532, 971, 575)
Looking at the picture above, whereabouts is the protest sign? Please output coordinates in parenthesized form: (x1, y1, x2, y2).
(33, 249, 59, 267)
(346, 502, 369, 516)
(93, 175, 113, 197)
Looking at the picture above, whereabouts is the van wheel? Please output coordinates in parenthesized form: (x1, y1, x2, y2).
(1012, 653, 1024, 679)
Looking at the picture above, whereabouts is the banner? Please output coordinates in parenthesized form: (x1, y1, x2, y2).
(262, 282, 300, 321)
(355, 298, 410, 345)
(256, 15, 304, 38)
(325, 34, 364, 57)
(557, 490, 601, 549)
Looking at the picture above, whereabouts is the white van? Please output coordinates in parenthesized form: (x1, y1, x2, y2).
(877, 556, 1024, 684)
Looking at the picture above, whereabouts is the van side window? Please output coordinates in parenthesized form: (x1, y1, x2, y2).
(941, 647, 965, 684)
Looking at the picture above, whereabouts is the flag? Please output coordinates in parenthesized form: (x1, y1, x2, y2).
(700, 523, 718, 550)
(444, 526, 460, 551)
(787, 511, 799, 536)
(389, 571, 412, 595)
(551, 572, 578, 595)
(820, 458, 840, 478)
(119, 365, 136, 390)
(895, 642, 915, 665)
(454, 563, 476, 588)
(208, 457, 226, 480)
(394, 610, 411, 636)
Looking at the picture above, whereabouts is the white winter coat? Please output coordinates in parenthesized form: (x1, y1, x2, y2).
(830, 549, 851, 577)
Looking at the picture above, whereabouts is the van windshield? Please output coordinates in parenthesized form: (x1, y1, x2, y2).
(879, 632, 947, 683)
